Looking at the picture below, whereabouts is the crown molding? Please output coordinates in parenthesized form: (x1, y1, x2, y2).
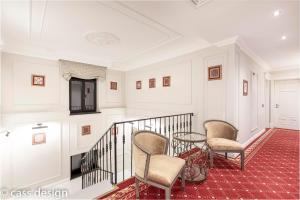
(213, 36, 239, 47)
(213, 36, 271, 72)
(235, 37, 270, 72)
(1, 43, 113, 67)
(269, 65, 300, 72)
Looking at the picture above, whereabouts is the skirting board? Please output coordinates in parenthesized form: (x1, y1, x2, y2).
(227, 128, 267, 158)
(242, 128, 266, 148)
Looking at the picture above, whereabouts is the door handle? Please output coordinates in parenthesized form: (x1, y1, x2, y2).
(275, 104, 280, 108)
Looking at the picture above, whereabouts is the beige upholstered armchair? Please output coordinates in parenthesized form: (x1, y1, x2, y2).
(133, 130, 186, 199)
(203, 120, 244, 170)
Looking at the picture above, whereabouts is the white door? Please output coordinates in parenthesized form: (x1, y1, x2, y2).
(273, 79, 300, 130)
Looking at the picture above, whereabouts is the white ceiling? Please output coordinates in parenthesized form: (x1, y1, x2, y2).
(1, 0, 299, 71)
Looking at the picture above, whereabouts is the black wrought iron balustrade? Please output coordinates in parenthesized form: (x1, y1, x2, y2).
(81, 113, 194, 189)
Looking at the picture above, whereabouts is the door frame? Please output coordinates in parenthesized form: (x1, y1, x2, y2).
(270, 79, 300, 130)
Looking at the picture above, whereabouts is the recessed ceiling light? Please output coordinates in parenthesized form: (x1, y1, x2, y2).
(281, 35, 287, 40)
(273, 9, 281, 17)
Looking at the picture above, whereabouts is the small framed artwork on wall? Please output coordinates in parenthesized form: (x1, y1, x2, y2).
(111, 127, 118, 135)
(110, 81, 117, 90)
(32, 75, 45, 86)
(32, 133, 46, 145)
(136, 81, 142, 90)
(162, 76, 171, 87)
(149, 78, 156, 88)
(243, 80, 248, 96)
(81, 125, 91, 136)
(208, 65, 222, 81)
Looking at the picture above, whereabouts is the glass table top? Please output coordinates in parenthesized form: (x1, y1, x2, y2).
(173, 132, 206, 142)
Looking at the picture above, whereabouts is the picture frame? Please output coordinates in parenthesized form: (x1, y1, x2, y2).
(110, 81, 117, 90)
(81, 125, 91, 136)
(149, 78, 156, 88)
(32, 133, 46, 145)
(136, 81, 142, 90)
(162, 76, 171, 87)
(243, 80, 248, 96)
(111, 127, 118, 135)
(32, 75, 45, 86)
(208, 65, 222, 81)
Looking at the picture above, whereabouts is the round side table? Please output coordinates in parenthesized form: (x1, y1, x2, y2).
(173, 132, 209, 182)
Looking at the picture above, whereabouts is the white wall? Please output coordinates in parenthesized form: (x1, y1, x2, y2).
(236, 48, 268, 144)
(0, 52, 126, 189)
(126, 44, 268, 146)
(126, 45, 237, 132)
(268, 68, 300, 80)
(0, 49, 3, 190)
(0, 44, 271, 189)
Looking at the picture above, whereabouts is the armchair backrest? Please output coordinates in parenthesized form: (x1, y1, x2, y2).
(203, 120, 238, 141)
(132, 131, 168, 179)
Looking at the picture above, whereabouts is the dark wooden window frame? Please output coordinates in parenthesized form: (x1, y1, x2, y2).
(69, 77, 97, 114)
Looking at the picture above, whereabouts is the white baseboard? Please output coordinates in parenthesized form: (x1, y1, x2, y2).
(227, 128, 267, 158)
(242, 128, 267, 148)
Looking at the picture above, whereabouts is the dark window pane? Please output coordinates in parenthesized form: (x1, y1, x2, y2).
(69, 78, 97, 114)
(85, 81, 95, 111)
(71, 80, 82, 111)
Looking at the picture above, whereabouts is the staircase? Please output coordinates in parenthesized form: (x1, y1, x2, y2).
(80, 113, 194, 189)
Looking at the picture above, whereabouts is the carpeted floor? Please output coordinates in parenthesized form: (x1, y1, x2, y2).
(98, 128, 299, 199)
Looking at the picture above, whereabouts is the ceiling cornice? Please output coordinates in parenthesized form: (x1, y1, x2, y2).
(214, 36, 271, 72)
(235, 37, 271, 72)
(268, 65, 300, 72)
(213, 36, 239, 47)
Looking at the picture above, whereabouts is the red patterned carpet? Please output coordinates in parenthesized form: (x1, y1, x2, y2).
(99, 128, 299, 199)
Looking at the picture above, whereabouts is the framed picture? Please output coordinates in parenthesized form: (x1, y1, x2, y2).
(208, 65, 222, 81)
(32, 75, 45, 86)
(32, 133, 46, 145)
(81, 125, 91, 136)
(110, 81, 117, 90)
(243, 80, 248, 96)
(149, 78, 156, 88)
(136, 81, 142, 90)
(111, 127, 118, 135)
(162, 76, 171, 87)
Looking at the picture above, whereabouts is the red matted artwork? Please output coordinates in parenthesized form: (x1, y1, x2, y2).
(111, 127, 119, 135)
(110, 81, 118, 90)
(32, 133, 46, 145)
(208, 65, 222, 81)
(162, 76, 171, 87)
(82, 125, 91, 136)
(136, 81, 142, 90)
(149, 78, 156, 88)
(135, 81, 142, 90)
(243, 80, 248, 96)
(32, 75, 45, 86)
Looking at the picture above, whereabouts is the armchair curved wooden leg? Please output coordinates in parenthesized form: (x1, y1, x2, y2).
(240, 151, 245, 171)
(165, 188, 171, 200)
(181, 167, 185, 191)
(225, 152, 228, 159)
(135, 177, 140, 199)
(210, 150, 214, 168)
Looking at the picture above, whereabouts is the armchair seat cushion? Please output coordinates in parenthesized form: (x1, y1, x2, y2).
(147, 155, 185, 187)
(207, 138, 243, 151)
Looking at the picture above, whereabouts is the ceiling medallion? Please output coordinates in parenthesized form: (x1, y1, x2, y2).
(191, 0, 213, 8)
(85, 32, 120, 46)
